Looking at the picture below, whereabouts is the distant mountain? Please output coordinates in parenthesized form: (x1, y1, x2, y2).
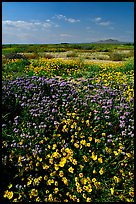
(93, 39, 128, 44)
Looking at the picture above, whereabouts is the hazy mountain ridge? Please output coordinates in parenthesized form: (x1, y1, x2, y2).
(93, 39, 129, 44)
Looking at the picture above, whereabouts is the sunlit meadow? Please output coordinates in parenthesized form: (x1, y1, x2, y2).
(2, 44, 134, 202)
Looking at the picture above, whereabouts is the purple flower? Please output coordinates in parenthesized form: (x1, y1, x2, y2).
(108, 122, 112, 126)
(119, 123, 125, 128)
(107, 139, 112, 143)
(124, 112, 129, 116)
(121, 131, 125, 136)
(120, 115, 125, 120)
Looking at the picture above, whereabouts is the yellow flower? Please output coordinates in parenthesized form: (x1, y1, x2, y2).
(86, 120, 90, 126)
(129, 191, 134, 197)
(8, 183, 12, 189)
(76, 182, 80, 187)
(86, 197, 92, 202)
(110, 188, 114, 195)
(129, 172, 133, 176)
(71, 124, 75, 129)
(83, 178, 87, 185)
(47, 179, 52, 185)
(96, 138, 101, 143)
(49, 158, 53, 164)
(30, 189, 38, 197)
(83, 193, 87, 199)
(4, 190, 13, 199)
(37, 157, 42, 162)
(48, 194, 53, 201)
(83, 155, 88, 162)
(36, 197, 40, 202)
(126, 153, 131, 158)
(13, 198, 18, 202)
(86, 143, 90, 147)
(92, 178, 96, 183)
(79, 173, 83, 178)
(52, 151, 59, 158)
(105, 147, 112, 153)
(55, 181, 58, 186)
(74, 143, 79, 148)
(83, 185, 89, 191)
(113, 176, 120, 183)
(80, 165, 84, 170)
(52, 144, 57, 150)
(88, 184, 93, 192)
(91, 152, 97, 161)
(64, 199, 69, 202)
(98, 157, 103, 163)
(27, 179, 32, 186)
(33, 178, 40, 185)
(75, 177, 78, 182)
(113, 151, 118, 156)
(94, 182, 100, 189)
(54, 188, 59, 194)
(62, 177, 68, 185)
(68, 166, 74, 173)
(72, 159, 77, 165)
(44, 175, 48, 180)
(59, 157, 67, 167)
(43, 164, 49, 170)
(99, 167, 104, 175)
(89, 112, 92, 116)
(59, 170, 64, 177)
(77, 127, 81, 131)
(93, 169, 96, 174)
(80, 140, 86, 145)
(48, 145, 51, 149)
(102, 133, 106, 137)
(77, 186, 82, 193)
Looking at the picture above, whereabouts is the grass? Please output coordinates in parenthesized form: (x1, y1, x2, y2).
(2, 43, 134, 202)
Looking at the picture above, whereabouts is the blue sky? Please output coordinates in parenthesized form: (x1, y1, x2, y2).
(2, 2, 134, 44)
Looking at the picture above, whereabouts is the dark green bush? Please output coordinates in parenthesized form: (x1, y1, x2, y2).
(5, 53, 27, 60)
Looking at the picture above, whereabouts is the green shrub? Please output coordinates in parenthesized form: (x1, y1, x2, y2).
(109, 52, 125, 61)
(5, 53, 27, 60)
(24, 52, 39, 59)
(66, 52, 78, 57)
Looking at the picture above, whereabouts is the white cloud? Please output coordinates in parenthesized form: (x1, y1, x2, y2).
(94, 17, 102, 22)
(46, 19, 51, 22)
(56, 14, 66, 20)
(92, 17, 111, 27)
(98, 21, 110, 26)
(2, 20, 54, 30)
(55, 14, 80, 23)
(66, 18, 80, 23)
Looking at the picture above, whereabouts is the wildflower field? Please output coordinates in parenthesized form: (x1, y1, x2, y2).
(2, 43, 134, 202)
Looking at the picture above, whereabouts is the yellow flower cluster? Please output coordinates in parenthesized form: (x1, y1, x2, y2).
(25, 58, 86, 77)
(93, 61, 134, 102)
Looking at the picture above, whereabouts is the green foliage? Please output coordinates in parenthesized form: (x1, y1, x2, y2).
(5, 53, 27, 60)
(66, 51, 78, 57)
(109, 52, 125, 61)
